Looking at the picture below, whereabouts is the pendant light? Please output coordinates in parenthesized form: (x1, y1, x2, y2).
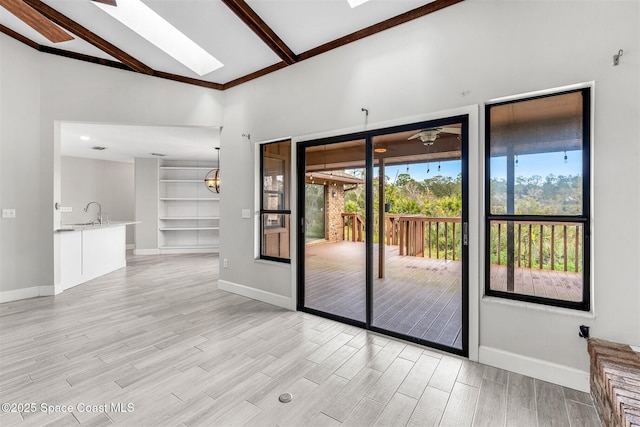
(204, 147, 220, 193)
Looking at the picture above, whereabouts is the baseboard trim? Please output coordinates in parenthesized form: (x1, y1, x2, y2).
(133, 248, 160, 255)
(479, 345, 589, 392)
(218, 279, 295, 311)
(0, 285, 56, 303)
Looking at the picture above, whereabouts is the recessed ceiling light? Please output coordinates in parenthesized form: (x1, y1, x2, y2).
(374, 147, 387, 153)
(92, 0, 223, 76)
(80, 136, 90, 141)
(347, 0, 372, 8)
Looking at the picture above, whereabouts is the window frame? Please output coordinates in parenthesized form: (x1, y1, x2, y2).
(484, 87, 591, 311)
(260, 139, 292, 263)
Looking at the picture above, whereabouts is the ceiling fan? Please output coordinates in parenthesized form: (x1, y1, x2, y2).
(407, 127, 461, 145)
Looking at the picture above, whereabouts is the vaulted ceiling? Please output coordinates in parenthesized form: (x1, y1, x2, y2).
(0, 0, 462, 90)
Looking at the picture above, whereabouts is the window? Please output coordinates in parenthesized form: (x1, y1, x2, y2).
(485, 88, 590, 310)
(260, 140, 291, 262)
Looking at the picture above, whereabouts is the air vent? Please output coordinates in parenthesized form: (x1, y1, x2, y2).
(151, 153, 167, 157)
(92, 146, 106, 150)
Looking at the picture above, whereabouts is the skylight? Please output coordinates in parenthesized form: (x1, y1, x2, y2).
(347, 0, 372, 8)
(92, 0, 223, 76)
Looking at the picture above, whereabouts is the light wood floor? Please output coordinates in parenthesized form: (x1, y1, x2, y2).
(0, 253, 600, 426)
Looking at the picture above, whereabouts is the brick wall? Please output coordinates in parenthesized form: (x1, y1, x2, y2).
(588, 338, 640, 426)
(325, 183, 344, 242)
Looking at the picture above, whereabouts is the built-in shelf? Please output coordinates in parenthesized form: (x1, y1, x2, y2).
(158, 161, 219, 254)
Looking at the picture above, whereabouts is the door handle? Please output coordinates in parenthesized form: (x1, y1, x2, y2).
(463, 222, 468, 246)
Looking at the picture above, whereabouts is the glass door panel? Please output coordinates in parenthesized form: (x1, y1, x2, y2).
(371, 124, 465, 351)
(303, 139, 367, 323)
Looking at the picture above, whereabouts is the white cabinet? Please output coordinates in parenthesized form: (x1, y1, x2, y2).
(59, 225, 127, 291)
(158, 161, 219, 253)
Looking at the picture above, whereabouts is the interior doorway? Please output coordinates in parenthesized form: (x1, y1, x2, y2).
(297, 116, 469, 355)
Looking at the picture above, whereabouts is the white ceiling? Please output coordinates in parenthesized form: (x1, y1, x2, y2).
(4, 0, 452, 162)
(1, 0, 439, 85)
(61, 122, 221, 163)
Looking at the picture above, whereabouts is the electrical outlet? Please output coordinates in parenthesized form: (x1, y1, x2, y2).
(241, 209, 251, 219)
(2, 209, 16, 219)
(223, 259, 228, 268)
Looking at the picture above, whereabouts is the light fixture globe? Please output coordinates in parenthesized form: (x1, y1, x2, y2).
(204, 146, 220, 193)
(204, 169, 220, 193)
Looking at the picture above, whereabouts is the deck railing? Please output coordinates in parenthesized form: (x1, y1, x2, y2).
(382, 215, 582, 273)
(386, 215, 462, 260)
(341, 214, 583, 273)
(342, 213, 365, 242)
(490, 220, 583, 273)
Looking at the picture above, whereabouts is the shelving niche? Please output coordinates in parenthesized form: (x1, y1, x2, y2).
(159, 160, 219, 253)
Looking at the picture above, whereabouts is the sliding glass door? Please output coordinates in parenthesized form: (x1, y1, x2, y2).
(298, 117, 468, 355)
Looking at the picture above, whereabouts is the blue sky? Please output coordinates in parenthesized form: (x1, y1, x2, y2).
(381, 160, 461, 183)
(350, 150, 583, 183)
(385, 150, 582, 182)
(490, 150, 582, 180)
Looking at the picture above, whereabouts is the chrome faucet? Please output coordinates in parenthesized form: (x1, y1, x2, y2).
(84, 201, 102, 225)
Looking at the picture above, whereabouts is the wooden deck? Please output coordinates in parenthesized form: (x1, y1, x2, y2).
(304, 241, 583, 352)
(304, 241, 463, 350)
(489, 264, 583, 302)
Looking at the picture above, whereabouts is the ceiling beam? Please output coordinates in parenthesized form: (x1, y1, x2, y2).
(2, 26, 224, 90)
(39, 44, 131, 70)
(153, 70, 224, 91)
(22, 0, 154, 75)
(298, 0, 464, 62)
(221, 0, 297, 65)
(222, 61, 289, 90)
(0, 0, 73, 43)
(0, 23, 40, 49)
(3, 0, 464, 91)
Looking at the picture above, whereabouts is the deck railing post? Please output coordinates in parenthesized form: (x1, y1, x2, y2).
(551, 224, 555, 271)
(497, 223, 501, 266)
(436, 222, 440, 259)
(575, 225, 580, 273)
(563, 225, 568, 272)
(452, 222, 456, 261)
(444, 221, 448, 261)
(528, 224, 533, 268)
(352, 215, 356, 242)
(538, 224, 543, 269)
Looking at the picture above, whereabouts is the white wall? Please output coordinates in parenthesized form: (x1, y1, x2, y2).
(0, 33, 224, 300)
(220, 0, 640, 391)
(134, 157, 159, 254)
(61, 156, 135, 245)
(0, 34, 44, 295)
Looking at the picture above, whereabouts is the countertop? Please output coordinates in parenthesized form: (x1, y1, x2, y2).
(56, 221, 140, 232)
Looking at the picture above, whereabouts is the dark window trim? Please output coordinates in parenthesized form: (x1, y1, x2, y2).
(260, 139, 292, 264)
(484, 87, 591, 311)
(296, 115, 470, 357)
